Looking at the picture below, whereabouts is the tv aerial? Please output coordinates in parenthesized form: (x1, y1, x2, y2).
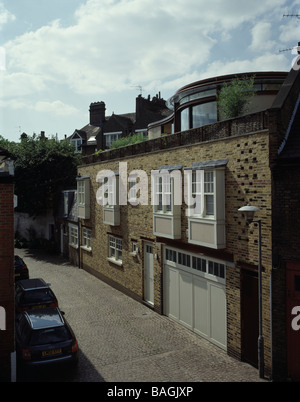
(131, 85, 143, 96)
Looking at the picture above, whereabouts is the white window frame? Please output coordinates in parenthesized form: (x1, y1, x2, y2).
(78, 181, 85, 205)
(77, 176, 90, 219)
(108, 235, 123, 265)
(82, 227, 92, 251)
(152, 167, 182, 239)
(98, 172, 120, 226)
(152, 169, 181, 215)
(186, 161, 227, 249)
(69, 224, 78, 248)
(70, 138, 82, 153)
(189, 169, 215, 218)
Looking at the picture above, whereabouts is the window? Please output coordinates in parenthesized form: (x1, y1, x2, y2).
(186, 159, 227, 249)
(180, 101, 217, 131)
(165, 248, 177, 263)
(69, 224, 78, 248)
(70, 138, 82, 153)
(154, 175, 172, 213)
(77, 176, 90, 219)
(208, 261, 225, 279)
(105, 132, 122, 148)
(165, 247, 226, 280)
(97, 172, 120, 226)
(82, 228, 92, 250)
(78, 181, 85, 205)
(187, 169, 215, 218)
(192, 102, 217, 128)
(108, 236, 122, 263)
(152, 167, 182, 239)
(180, 108, 190, 131)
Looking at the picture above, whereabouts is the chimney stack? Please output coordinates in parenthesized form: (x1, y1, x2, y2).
(89, 102, 106, 126)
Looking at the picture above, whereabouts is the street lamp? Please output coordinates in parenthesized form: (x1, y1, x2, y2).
(238, 204, 264, 379)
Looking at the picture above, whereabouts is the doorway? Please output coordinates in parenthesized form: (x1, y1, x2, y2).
(144, 243, 154, 306)
(241, 269, 258, 367)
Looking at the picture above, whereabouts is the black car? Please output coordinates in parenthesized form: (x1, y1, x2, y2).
(14, 256, 29, 281)
(15, 278, 58, 313)
(16, 307, 79, 367)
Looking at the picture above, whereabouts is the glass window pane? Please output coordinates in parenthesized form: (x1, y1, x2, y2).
(181, 108, 190, 131)
(192, 102, 217, 128)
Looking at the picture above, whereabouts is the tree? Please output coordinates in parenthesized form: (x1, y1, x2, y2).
(217, 75, 256, 119)
(0, 134, 81, 216)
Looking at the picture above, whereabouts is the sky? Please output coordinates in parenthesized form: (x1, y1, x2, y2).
(0, 0, 300, 143)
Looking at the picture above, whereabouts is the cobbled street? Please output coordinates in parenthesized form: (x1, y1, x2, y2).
(16, 248, 267, 383)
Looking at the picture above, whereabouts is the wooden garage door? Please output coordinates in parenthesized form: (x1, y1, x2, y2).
(164, 247, 227, 350)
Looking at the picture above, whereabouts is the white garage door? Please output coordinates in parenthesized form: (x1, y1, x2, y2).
(164, 247, 227, 350)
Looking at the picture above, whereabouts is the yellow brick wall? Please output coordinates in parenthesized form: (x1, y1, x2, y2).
(78, 128, 273, 373)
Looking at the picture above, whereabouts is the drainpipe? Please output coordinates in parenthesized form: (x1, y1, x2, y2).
(78, 219, 81, 269)
(270, 272, 273, 380)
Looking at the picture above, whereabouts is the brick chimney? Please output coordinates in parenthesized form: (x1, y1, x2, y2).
(89, 102, 106, 126)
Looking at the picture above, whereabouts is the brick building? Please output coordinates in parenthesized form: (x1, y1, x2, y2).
(74, 69, 300, 381)
(0, 147, 15, 382)
(68, 94, 172, 155)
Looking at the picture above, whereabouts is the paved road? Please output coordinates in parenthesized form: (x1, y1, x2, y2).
(15, 248, 266, 383)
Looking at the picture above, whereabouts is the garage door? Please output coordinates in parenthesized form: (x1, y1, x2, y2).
(164, 247, 227, 350)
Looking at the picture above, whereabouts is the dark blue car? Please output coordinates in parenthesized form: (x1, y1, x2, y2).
(16, 307, 79, 368)
(14, 255, 29, 281)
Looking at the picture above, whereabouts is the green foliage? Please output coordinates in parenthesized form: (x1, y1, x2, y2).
(217, 76, 256, 119)
(0, 134, 81, 216)
(110, 132, 146, 149)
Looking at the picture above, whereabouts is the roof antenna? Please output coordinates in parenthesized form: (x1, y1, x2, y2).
(283, 14, 300, 19)
(131, 85, 143, 96)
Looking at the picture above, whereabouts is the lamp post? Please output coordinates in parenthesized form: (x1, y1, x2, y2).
(238, 204, 264, 379)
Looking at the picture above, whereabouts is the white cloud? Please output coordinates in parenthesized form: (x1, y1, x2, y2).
(0, 72, 47, 98)
(0, 98, 79, 117)
(0, 0, 294, 121)
(0, 3, 15, 29)
(200, 52, 290, 79)
(35, 100, 79, 116)
(4, 1, 290, 90)
(250, 22, 277, 53)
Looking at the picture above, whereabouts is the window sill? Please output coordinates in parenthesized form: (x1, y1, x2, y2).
(153, 211, 174, 216)
(188, 215, 215, 220)
(81, 246, 92, 253)
(69, 244, 79, 249)
(107, 257, 123, 267)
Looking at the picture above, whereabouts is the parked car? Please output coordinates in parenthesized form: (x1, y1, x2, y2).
(15, 278, 58, 313)
(15, 307, 79, 367)
(14, 256, 29, 281)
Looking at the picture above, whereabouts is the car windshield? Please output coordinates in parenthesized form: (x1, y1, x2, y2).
(23, 289, 55, 304)
(30, 326, 71, 346)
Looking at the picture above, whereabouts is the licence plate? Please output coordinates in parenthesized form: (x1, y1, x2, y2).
(32, 305, 46, 309)
(42, 348, 62, 357)
(15, 273, 20, 277)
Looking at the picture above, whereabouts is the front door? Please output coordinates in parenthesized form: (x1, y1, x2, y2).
(286, 261, 300, 381)
(241, 269, 258, 367)
(144, 243, 154, 305)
